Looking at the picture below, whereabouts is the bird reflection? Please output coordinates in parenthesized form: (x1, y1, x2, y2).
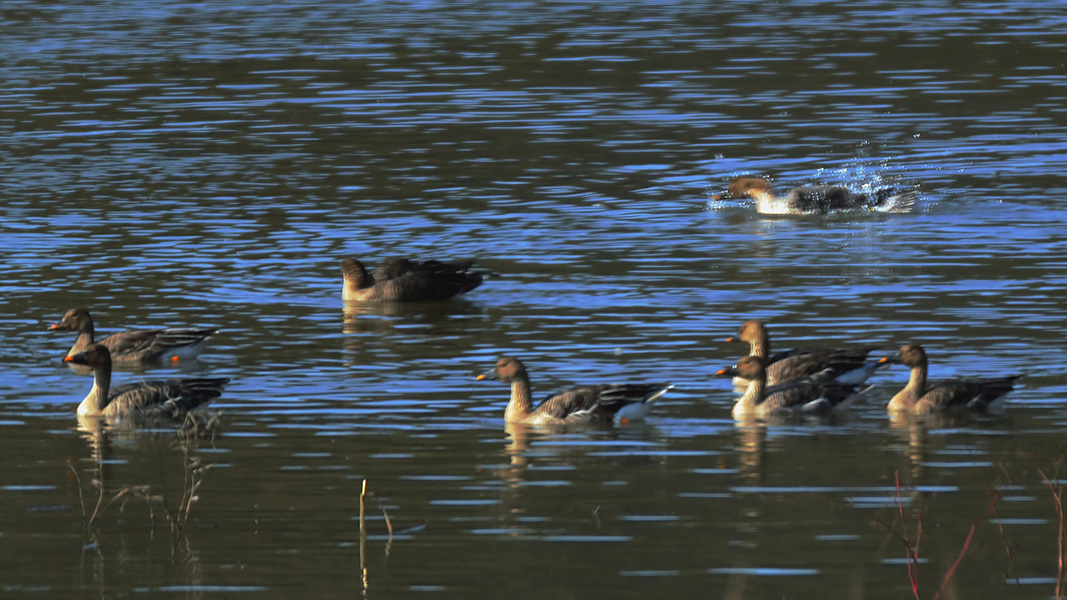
(341, 300, 486, 365)
(342, 301, 410, 335)
(886, 409, 1009, 485)
(887, 412, 930, 483)
(503, 421, 534, 469)
(342, 298, 484, 333)
(732, 421, 768, 488)
(493, 421, 664, 503)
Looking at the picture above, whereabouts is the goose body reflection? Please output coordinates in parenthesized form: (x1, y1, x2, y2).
(68, 343, 229, 422)
(880, 344, 1021, 415)
(717, 356, 869, 420)
(50, 307, 218, 364)
(477, 356, 672, 425)
(341, 256, 485, 302)
(712, 176, 916, 215)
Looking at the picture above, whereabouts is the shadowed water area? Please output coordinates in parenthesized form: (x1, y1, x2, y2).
(3, 1, 1067, 598)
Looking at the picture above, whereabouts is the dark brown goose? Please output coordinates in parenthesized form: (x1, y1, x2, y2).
(716, 356, 868, 419)
(712, 176, 916, 215)
(476, 356, 672, 425)
(50, 308, 218, 363)
(880, 344, 1021, 414)
(341, 257, 485, 302)
(67, 343, 228, 421)
(726, 319, 883, 387)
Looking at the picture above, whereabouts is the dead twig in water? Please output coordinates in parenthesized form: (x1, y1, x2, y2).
(360, 479, 368, 595)
(867, 472, 922, 598)
(67, 458, 88, 528)
(380, 500, 394, 558)
(159, 421, 213, 543)
(895, 471, 922, 600)
(1040, 468, 1067, 600)
(871, 470, 987, 600)
(986, 482, 1019, 586)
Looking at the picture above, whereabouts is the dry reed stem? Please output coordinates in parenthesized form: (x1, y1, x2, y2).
(382, 504, 394, 540)
(893, 471, 921, 599)
(1039, 469, 1067, 600)
(931, 524, 975, 600)
(66, 458, 87, 527)
(986, 485, 1019, 585)
(360, 479, 368, 594)
(874, 470, 1014, 600)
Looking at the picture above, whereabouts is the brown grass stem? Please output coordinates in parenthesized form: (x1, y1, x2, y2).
(1039, 469, 1067, 600)
(360, 478, 368, 594)
(893, 471, 921, 599)
(66, 458, 87, 527)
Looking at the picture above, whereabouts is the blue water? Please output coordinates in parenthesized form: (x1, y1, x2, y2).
(2, 1, 1066, 598)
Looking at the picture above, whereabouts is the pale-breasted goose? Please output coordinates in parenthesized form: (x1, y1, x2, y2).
(50, 308, 218, 363)
(880, 344, 1021, 414)
(726, 319, 883, 388)
(476, 356, 672, 425)
(712, 176, 916, 215)
(341, 257, 485, 302)
(716, 356, 868, 420)
(67, 343, 228, 421)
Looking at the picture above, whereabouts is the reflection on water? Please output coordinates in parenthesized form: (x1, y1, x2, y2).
(3, 0, 1067, 598)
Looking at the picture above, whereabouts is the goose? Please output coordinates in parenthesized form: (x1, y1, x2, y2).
(476, 356, 671, 425)
(712, 176, 916, 215)
(726, 319, 883, 388)
(880, 344, 1021, 414)
(50, 307, 218, 363)
(716, 356, 868, 420)
(67, 343, 228, 422)
(342, 256, 485, 302)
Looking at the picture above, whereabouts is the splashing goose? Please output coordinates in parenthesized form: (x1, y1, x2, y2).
(341, 257, 485, 302)
(712, 176, 916, 215)
(50, 308, 218, 363)
(67, 343, 229, 422)
(716, 356, 868, 420)
(476, 356, 672, 425)
(879, 344, 1021, 414)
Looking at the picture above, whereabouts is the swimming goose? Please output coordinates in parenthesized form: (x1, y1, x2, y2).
(712, 176, 916, 215)
(716, 356, 868, 420)
(341, 256, 485, 302)
(50, 308, 219, 363)
(879, 344, 1021, 414)
(726, 319, 883, 388)
(67, 343, 229, 421)
(476, 356, 672, 425)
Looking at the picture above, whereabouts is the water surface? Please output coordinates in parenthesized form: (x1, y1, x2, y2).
(2, 1, 1067, 598)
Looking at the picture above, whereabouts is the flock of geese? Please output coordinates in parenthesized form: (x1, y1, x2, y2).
(51, 209, 1022, 428)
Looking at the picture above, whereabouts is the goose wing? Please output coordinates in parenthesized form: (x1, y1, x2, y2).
(147, 328, 219, 352)
(920, 375, 1021, 411)
(378, 261, 483, 301)
(767, 347, 876, 384)
(758, 377, 828, 413)
(531, 385, 607, 420)
(99, 330, 163, 360)
(104, 377, 229, 420)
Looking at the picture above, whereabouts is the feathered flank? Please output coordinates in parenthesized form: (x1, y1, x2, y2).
(716, 356, 869, 420)
(68, 343, 228, 422)
(50, 307, 218, 363)
(476, 356, 671, 425)
(342, 256, 485, 302)
(880, 344, 1021, 415)
(726, 319, 883, 388)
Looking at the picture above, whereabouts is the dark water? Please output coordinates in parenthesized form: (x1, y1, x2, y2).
(3, 1, 1067, 598)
